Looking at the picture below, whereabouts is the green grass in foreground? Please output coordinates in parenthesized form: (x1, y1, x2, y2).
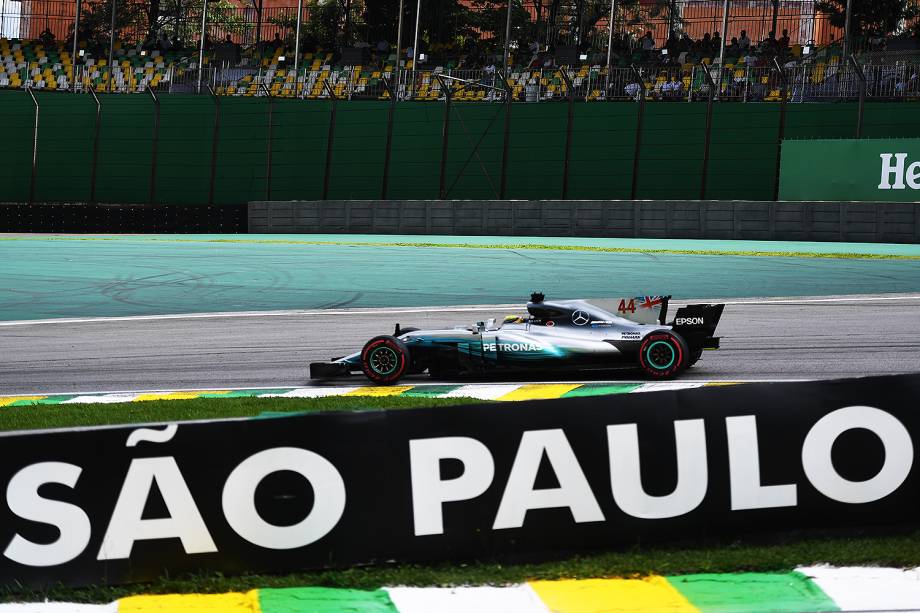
(4, 528, 920, 603)
(0, 396, 483, 432)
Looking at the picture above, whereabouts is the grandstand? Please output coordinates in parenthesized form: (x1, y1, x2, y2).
(1, 34, 918, 101)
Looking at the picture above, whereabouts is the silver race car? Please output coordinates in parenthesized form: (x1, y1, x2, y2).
(310, 293, 724, 384)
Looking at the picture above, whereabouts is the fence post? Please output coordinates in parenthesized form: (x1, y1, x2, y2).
(381, 76, 396, 199)
(699, 62, 716, 200)
(322, 80, 337, 200)
(848, 55, 866, 138)
(106, 0, 116, 93)
(206, 84, 220, 205)
(89, 88, 102, 204)
(629, 64, 646, 200)
(436, 75, 452, 199)
(772, 58, 788, 202)
(146, 86, 159, 204)
(27, 87, 38, 206)
(499, 69, 512, 199)
(560, 67, 575, 200)
(261, 84, 273, 199)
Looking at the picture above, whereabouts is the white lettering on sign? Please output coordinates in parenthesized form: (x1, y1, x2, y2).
(675, 317, 705, 325)
(878, 153, 920, 190)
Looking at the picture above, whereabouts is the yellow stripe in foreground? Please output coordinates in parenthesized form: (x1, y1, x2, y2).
(498, 384, 583, 401)
(0, 396, 46, 407)
(133, 391, 229, 402)
(118, 591, 261, 612)
(529, 577, 700, 613)
(344, 386, 415, 397)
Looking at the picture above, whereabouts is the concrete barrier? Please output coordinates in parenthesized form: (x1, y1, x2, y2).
(248, 200, 920, 244)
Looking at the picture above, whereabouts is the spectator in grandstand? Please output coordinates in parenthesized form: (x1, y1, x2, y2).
(712, 31, 722, 54)
(271, 32, 283, 50)
(376, 39, 390, 56)
(738, 30, 751, 50)
(759, 31, 778, 54)
(663, 74, 683, 99)
(778, 29, 790, 49)
(625, 80, 642, 100)
(641, 31, 656, 51)
(157, 29, 173, 53)
(39, 27, 55, 45)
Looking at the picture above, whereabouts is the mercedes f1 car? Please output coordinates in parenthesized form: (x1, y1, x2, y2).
(310, 293, 724, 384)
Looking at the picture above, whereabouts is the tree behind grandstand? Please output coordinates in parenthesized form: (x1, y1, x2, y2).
(815, 0, 920, 39)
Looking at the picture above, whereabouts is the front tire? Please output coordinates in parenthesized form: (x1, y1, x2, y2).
(638, 331, 689, 379)
(361, 335, 410, 385)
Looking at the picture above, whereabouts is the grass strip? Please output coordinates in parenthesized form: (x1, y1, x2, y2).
(5, 528, 920, 603)
(2, 236, 918, 260)
(0, 396, 484, 432)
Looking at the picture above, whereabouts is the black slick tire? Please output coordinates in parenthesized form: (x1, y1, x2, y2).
(637, 330, 689, 379)
(361, 335, 410, 385)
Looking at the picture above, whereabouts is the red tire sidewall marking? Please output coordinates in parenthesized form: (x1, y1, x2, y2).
(639, 332, 684, 378)
(362, 338, 407, 383)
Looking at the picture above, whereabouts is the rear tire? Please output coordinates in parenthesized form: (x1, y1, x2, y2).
(361, 335, 410, 385)
(638, 331, 689, 379)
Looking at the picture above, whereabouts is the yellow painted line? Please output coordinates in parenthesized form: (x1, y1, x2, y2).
(498, 384, 583, 401)
(118, 590, 261, 612)
(344, 386, 415, 397)
(0, 396, 46, 407)
(704, 382, 743, 387)
(529, 577, 700, 613)
(133, 391, 229, 402)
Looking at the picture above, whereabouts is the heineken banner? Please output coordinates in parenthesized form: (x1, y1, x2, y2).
(3, 374, 920, 588)
(780, 138, 920, 202)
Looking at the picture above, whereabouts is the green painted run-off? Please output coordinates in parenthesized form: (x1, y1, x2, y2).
(2, 234, 920, 321)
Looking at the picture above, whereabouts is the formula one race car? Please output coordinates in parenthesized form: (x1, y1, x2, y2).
(310, 293, 724, 384)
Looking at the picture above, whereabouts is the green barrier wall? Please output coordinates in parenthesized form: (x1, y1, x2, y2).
(1, 90, 918, 205)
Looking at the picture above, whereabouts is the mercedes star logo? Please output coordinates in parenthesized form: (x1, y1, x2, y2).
(572, 310, 589, 326)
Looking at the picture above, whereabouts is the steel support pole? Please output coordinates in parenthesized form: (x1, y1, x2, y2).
(410, 0, 421, 99)
(197, 0, 208, 94)
(146, 86, 159, 204)
(293, 0, 303, 95)
(502, 0, 513, 73)
(770, 0, 778, 37)
(206, 85, 220, 205)
(848, 55, 866, 138)
(699, 63, 715, 199)
(261, 84, 274, 198)
(772, 58, 787, 201)
(381, 77, 396, 198)
(842, 0, 853, 59)
(629, 66, 645, 200)
(71, 0, 81, 90)
(106, 0, 116, 92)
(560, 68, 574, 200)
(437, 75, 451, 199)
(499, 70, 512, 199)
(605, 0, 616, 69)
(255, 0, 263, 59)
(27, 87, 38, 206)
(89, 88, 101, 204)
(394, 0, 405, 95)
(718, 0, 729, 69)
(322, 81, 337, 200)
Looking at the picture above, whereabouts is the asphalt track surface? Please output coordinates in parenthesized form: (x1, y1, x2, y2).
(2, 294, 918, 395)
